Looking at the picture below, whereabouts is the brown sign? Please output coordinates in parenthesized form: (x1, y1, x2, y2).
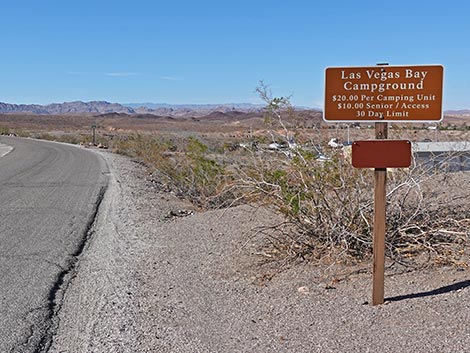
(352, 140, 412, 168)
(324, 65, 443, 122)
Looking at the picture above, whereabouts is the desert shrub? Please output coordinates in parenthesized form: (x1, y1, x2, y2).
(15, 129, 31, 137)
(241, 152, 468, 262)
(233, 147, 375, 258)
(56, 134, 82, 145)
(113, 134, 231, 207)
(232, 83, 470, 264)
(31, 131, 108, 147)
(384, 161, 470, 265)
(0, 126, 10, 135)
(34, 132, 56, 141)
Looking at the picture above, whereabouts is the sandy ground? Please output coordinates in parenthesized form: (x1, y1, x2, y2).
(49, 151, 470, 353)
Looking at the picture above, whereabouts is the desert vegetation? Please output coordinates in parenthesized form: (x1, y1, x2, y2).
(1, 90, 469, 268)
(106, 86, 470, 268)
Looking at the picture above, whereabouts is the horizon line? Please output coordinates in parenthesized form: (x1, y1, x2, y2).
(1, 100, 467, 112)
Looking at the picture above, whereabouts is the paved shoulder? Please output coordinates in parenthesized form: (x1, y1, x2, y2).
(0, 142, 13, 157)
(0, 137, 108, 352)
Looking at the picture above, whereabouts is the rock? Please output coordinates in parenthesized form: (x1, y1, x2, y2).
(166, 209, 194, 219)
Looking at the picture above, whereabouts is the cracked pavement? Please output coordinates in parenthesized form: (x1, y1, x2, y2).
(0, 137, 108, 352)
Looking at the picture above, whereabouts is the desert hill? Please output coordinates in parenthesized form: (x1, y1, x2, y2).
(0, 101, 264, 117)
(0, 101, 135, 115)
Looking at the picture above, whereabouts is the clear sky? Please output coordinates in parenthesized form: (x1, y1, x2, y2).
(1, 0, 470, 109)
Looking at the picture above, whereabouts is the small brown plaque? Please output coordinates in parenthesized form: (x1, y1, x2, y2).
(352, 140, 412, 168)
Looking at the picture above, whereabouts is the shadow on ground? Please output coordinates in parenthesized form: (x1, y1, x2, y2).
(386, 279, 470, 302)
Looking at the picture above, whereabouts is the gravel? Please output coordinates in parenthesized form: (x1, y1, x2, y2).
(50, 151, 470, 353)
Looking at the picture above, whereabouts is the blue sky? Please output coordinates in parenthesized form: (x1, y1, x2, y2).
(1, 0, 470, 109)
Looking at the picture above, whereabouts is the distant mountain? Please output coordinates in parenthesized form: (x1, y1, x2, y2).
(124, 102, 264, 111)
(0, 101, 265, 116)
(0, 101, 135, 115)
(1, 100, 467, 117)
(444, 109, 470, 116)
(124, 102, 265, 117)
(0, 102, 49, 114)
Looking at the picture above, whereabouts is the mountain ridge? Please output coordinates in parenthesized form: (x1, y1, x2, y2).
(123, 102, 264, 110)
(444, 109, 470, 116)
(0, 101, 266, 116)
(0, 100, 461, 117)
(0, 101, 135, 115)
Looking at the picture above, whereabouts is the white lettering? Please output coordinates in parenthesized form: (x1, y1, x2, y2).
(405, 69, 428, 80)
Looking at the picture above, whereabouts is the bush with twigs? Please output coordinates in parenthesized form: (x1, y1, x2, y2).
(109, 83, 469, 267)
(231, 83, 470, 266)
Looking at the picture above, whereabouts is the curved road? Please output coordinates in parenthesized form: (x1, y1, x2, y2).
(0, 137, 108, 352)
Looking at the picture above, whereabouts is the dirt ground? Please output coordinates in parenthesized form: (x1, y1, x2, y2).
(49, 150, 470, 353)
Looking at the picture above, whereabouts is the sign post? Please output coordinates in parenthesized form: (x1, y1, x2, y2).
(92, 123, 97, 146)
(373, 63, 389, 306)
(324, 63, 443, 305)
(373, 122, 387, 305)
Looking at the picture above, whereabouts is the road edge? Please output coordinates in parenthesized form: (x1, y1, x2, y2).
(0, 143, 14, 157)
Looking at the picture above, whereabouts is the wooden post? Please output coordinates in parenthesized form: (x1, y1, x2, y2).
(373, 122, 388, 305)
(92, 124, 97, 146)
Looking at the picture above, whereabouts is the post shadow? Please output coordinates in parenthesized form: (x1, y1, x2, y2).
(385, 279, 470, 302)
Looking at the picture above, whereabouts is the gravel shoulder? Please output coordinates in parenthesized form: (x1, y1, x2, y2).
(50, 151, 470, 353)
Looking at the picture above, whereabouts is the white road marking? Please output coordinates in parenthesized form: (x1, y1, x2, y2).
(0, 143, 13, 158)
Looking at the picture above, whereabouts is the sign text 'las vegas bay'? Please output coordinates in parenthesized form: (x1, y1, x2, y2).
(324, 65, 443, 122)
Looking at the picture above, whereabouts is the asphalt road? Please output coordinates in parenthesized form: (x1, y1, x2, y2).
(0, 137, 108, 352)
